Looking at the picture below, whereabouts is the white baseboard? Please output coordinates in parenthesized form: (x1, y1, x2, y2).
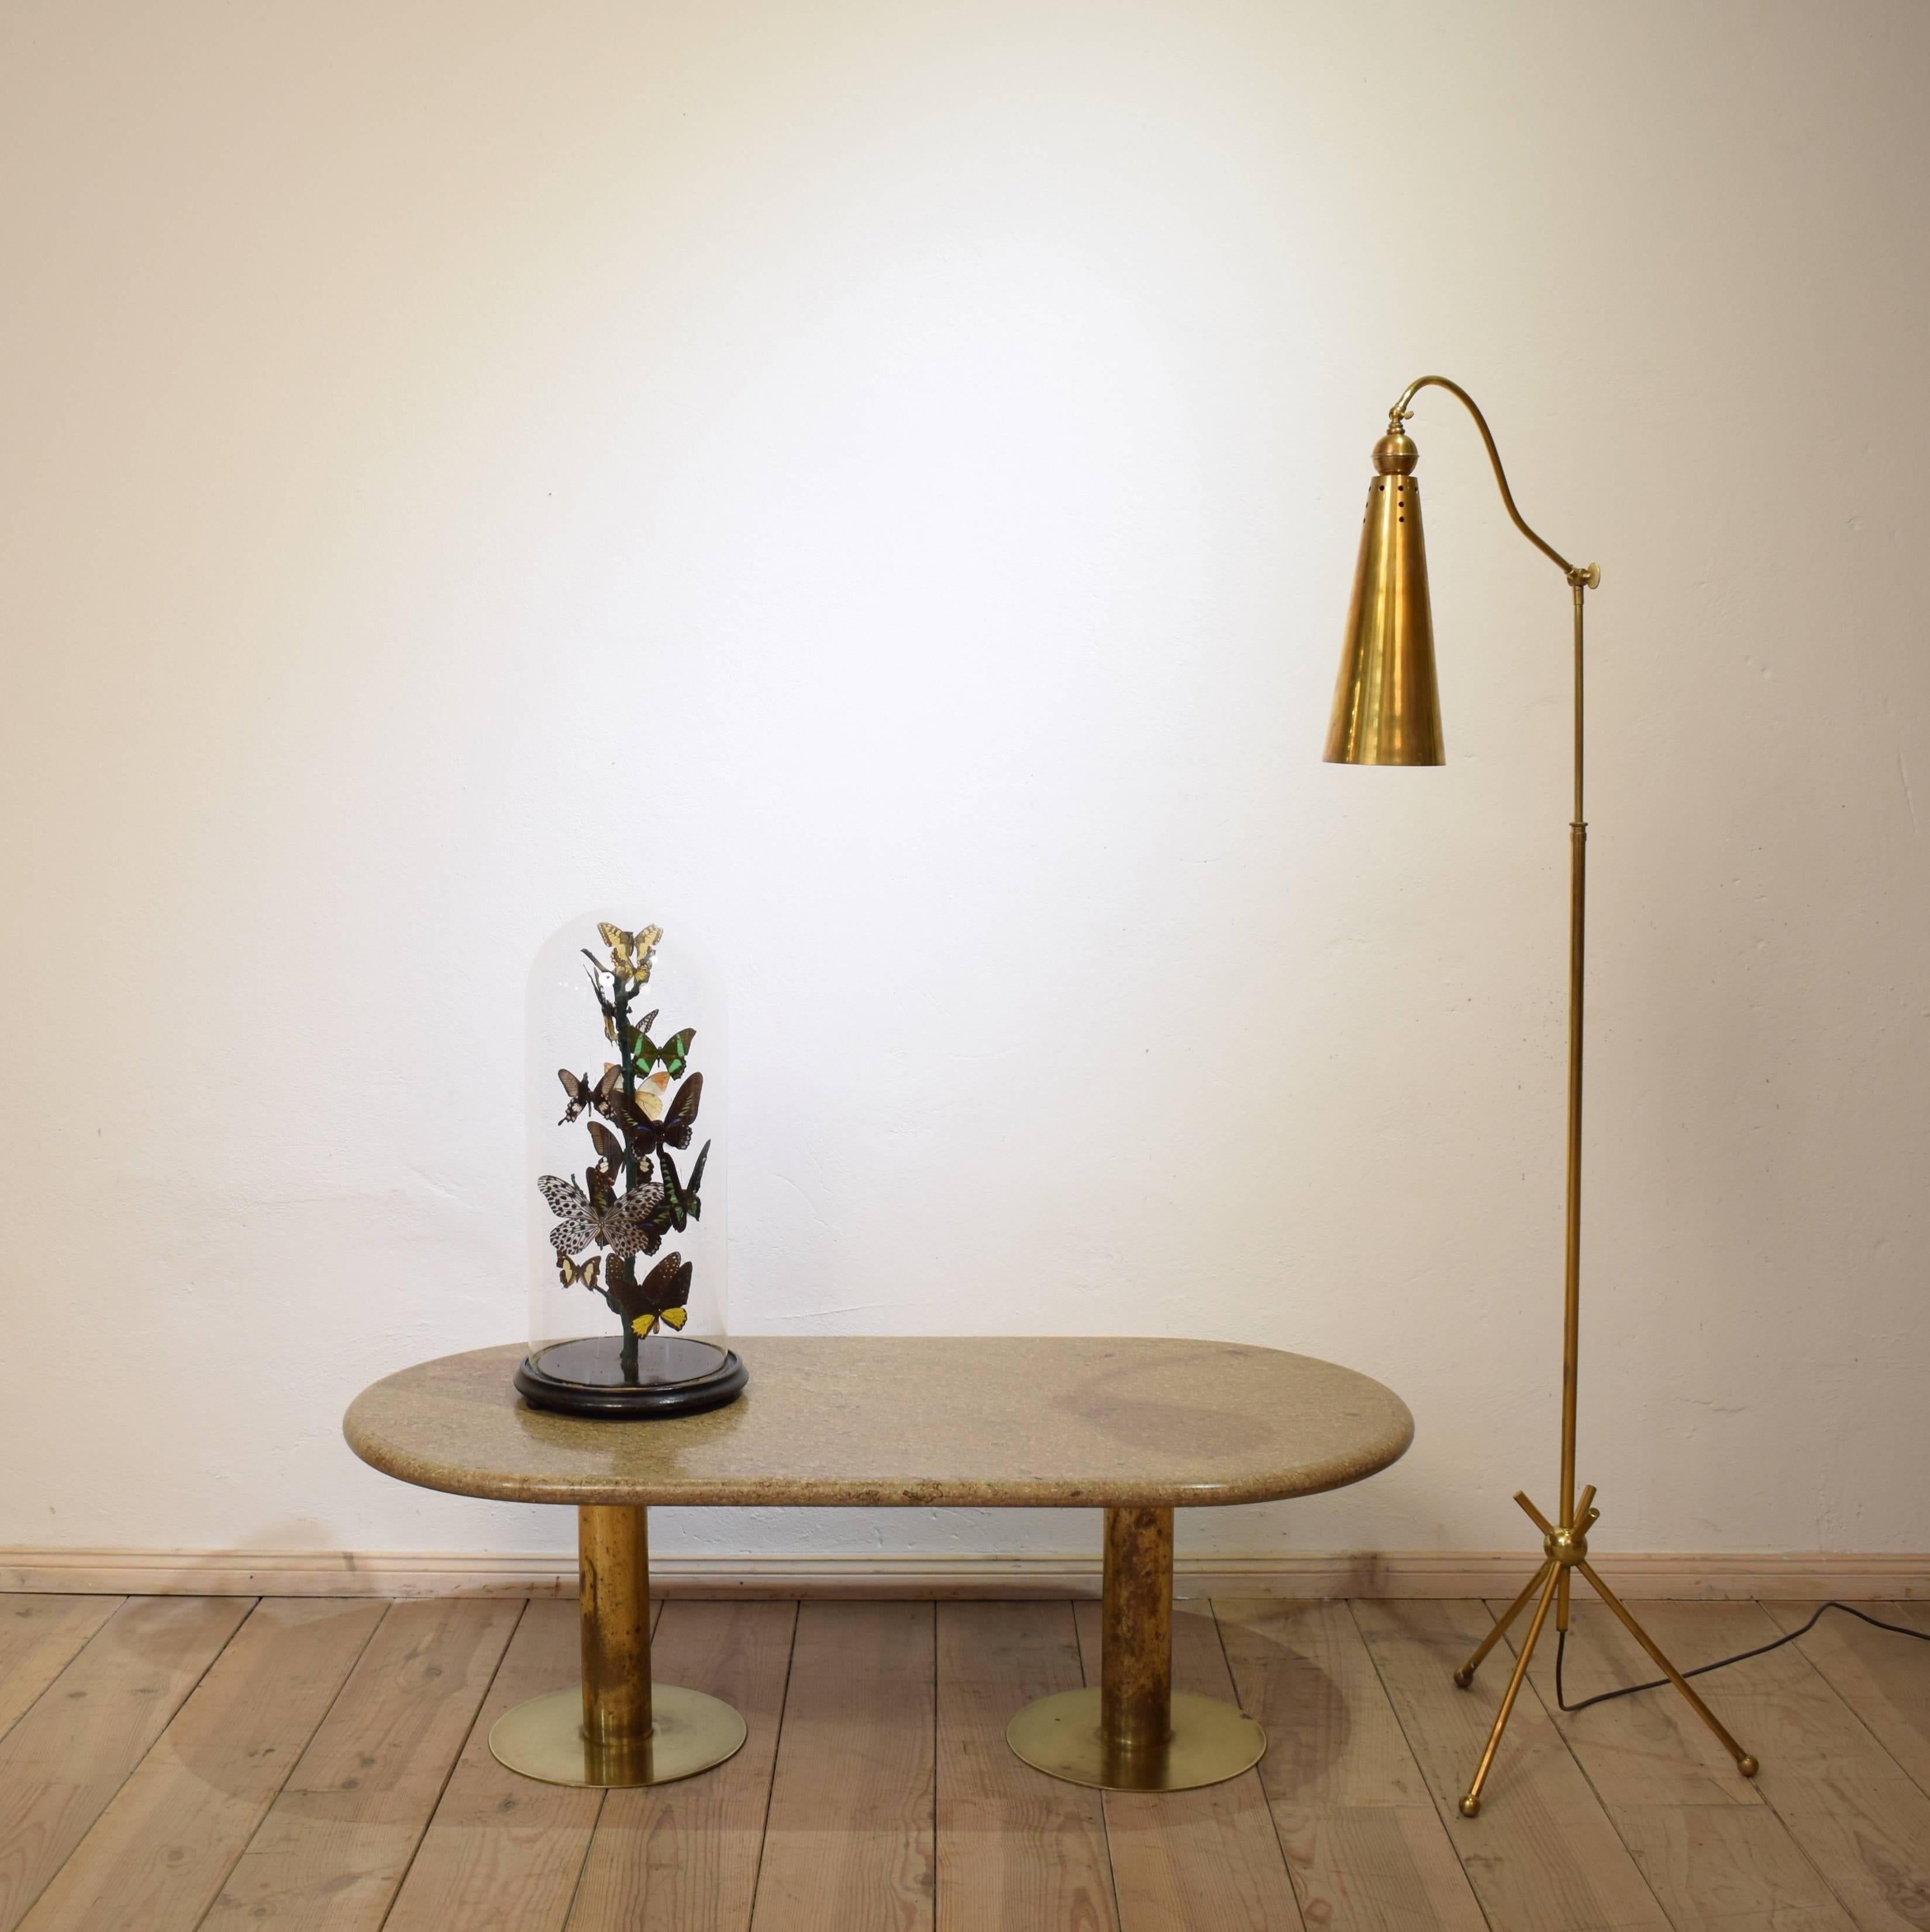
(2, 1546, 1925, 1602)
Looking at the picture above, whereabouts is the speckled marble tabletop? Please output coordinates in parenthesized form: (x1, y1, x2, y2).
(344, 1338, 1412, 1510)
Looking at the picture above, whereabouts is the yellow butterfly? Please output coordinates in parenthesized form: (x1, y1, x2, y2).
(599, 922, 663, 983)
(627, 1252, 693, 1338)
(630, 1308, 690, 1338)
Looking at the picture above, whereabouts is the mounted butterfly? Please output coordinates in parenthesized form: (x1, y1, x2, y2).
(516, 911, 745, 1420)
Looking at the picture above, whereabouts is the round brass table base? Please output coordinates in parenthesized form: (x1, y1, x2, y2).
(1007, 1689, 1266, 1792)
(490, 1685, 747, 1788)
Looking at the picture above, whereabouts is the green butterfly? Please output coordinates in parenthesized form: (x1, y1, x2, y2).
(659, 1139, 711, 1232)
(623, 1019, 695, 1080)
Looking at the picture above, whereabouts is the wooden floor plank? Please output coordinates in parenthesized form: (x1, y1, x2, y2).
(1761, 1778, 1930, 1932)
(567, 1599, 798, 1932)
(15, 1598, 384, 1932)
(1073, 1599, 1301, 1932)
(0, 1596, 253, 1932)
(1493, 1597, 1854, 1931)
(1608, 1804, 1857, 1932)
(1216, 1597, 1485, 1932)
(380, 1599, 605, 1932)
(1765, 1600, 1930, 1798)
(201, 1596, 522, 1932)
(1348, 1599, 1669, 1932)
(749, 1601, 935, 1932)
(936, 1599, 1117, 1932)
(0, 1599, 121, 1748)
(1596, 1600, 1930, 1932)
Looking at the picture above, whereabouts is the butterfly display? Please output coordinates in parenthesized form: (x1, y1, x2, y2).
(556, 1251, 602, 1291)
(598, 922, 663, 983)
(542, 917, 719, 1355)
(627, 1252, 693, 1339)
(660, 1140, 711, 1232)
(539, 1167, 666, 1262)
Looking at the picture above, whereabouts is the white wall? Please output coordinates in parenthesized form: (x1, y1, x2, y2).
(3, 1, 1925, 1569)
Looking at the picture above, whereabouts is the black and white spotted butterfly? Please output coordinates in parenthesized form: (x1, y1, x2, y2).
(538, 1168, 665, 1262)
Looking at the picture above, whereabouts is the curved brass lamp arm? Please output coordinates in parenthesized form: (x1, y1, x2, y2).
(1390, 376, 1595, 587)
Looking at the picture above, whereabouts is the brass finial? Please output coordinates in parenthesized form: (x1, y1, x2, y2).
(1372, 430, 1419, 475)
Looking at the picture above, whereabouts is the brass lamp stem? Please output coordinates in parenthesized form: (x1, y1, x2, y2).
(1560, 582, 1586, 1631)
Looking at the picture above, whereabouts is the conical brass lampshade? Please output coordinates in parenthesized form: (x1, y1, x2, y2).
(1324, 431, 1443, 765)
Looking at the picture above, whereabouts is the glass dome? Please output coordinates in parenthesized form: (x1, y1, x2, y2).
(516, 909, 745, 1418)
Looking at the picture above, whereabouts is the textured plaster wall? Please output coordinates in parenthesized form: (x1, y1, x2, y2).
(2, 1, 1926, 1566)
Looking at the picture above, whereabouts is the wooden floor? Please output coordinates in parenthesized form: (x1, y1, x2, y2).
(0, 1593, 1926, 1931)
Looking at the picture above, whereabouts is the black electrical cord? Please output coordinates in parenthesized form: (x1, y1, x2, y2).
(1553, 1600, 1930, 1715)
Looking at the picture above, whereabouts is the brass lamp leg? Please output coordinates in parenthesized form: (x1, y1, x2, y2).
(488, 1503, 747, 1788)
(1007, 1505, 1265, 1791)
(1453, 1558, 1553, 1689)
(1577, 1561, 1758, 1777)
(1459, 1558, 1561, 1817)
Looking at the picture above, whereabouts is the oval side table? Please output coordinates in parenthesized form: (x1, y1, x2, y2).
(344, 1337, 1411, 1792)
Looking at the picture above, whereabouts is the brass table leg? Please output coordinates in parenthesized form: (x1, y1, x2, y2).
(488, 1504, 747, 1787)
(1007, 1506, 1266, 1791)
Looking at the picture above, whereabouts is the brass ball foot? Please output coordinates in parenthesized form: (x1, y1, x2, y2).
(1452, 1667, 1474, 1689)
(1738, 1755, 1759, 1779)
(1458, 1794, 1480, 1818)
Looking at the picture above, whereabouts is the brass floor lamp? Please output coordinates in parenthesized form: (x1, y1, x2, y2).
(1325, 377, 1758, 1817)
